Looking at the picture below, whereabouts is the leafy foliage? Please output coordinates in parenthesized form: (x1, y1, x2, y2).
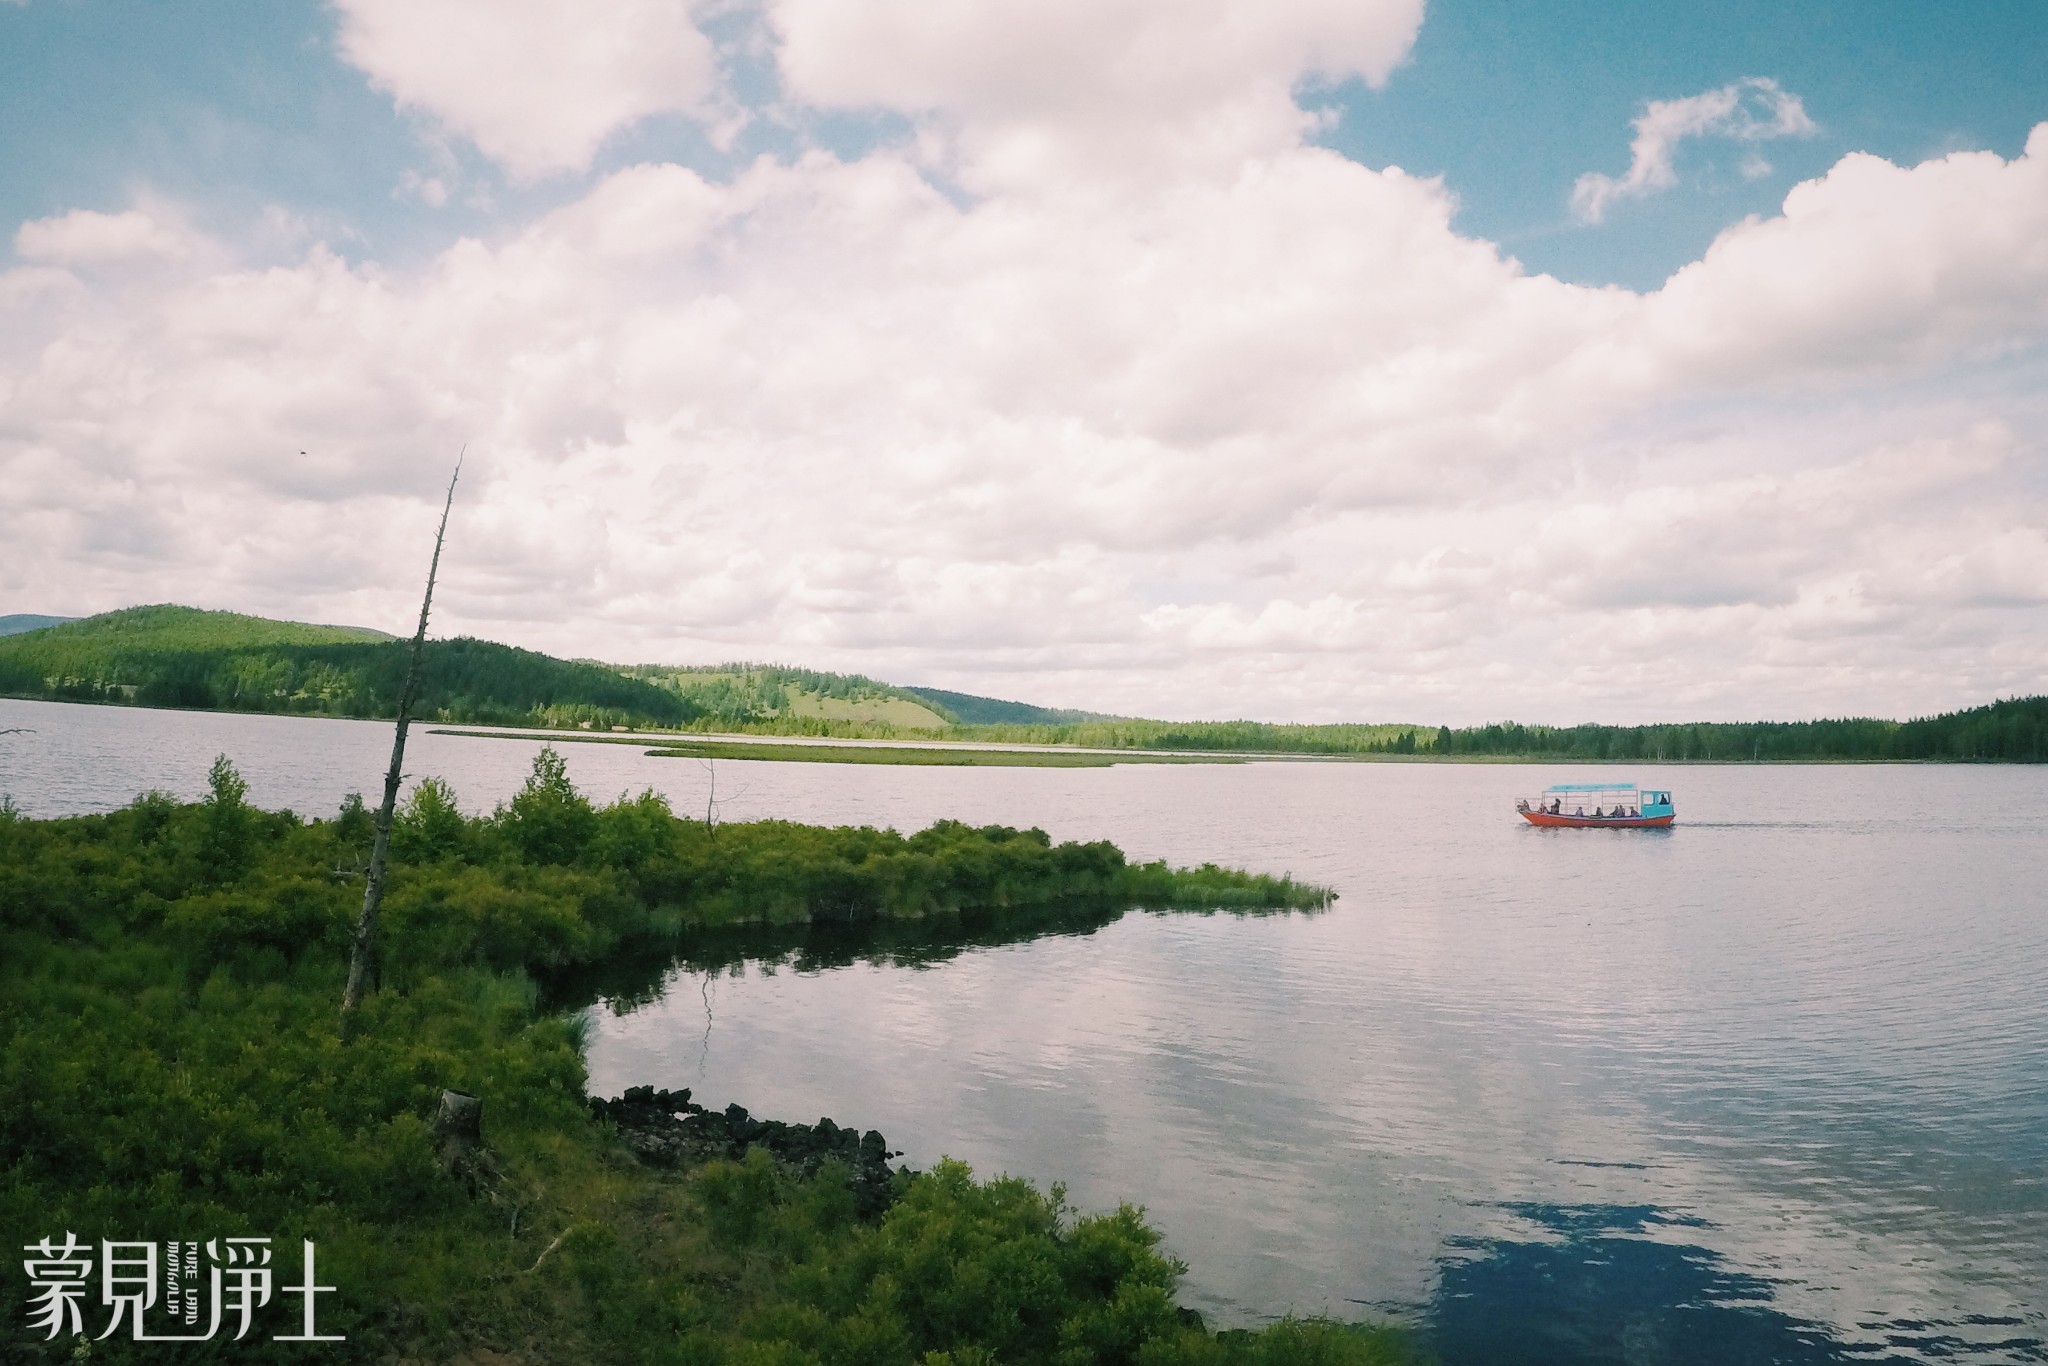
(0, 754, 1375, 1363)
(198, 752, 256, 879)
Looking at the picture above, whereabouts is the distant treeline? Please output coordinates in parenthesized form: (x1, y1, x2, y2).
(1424, 698, 2048, 762)
(948, 700, 2048, 762)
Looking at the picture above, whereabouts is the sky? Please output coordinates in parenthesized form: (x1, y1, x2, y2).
(2, 1, 2046, 725)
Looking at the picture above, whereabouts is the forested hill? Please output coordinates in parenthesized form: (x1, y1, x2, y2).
(902, 685, 1111, 726)
(0, 607, 1084, 735)
(0, 605, 692, 730)
(619, 662, 956, 730)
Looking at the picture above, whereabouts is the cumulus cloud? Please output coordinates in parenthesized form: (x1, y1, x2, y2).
(1637, 126, 2048, 381)
(771, 0, 1425, 188)
(4, 19, 2048, 724)
(14, 208, 198, 265)
(1573, 77, 1815, 223)
(333, 0, 718, 179)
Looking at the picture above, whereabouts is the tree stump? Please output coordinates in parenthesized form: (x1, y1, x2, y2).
(434, 1089, 483, 1172)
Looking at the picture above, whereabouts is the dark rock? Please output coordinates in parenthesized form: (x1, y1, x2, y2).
(590, 1087, 905, 1218)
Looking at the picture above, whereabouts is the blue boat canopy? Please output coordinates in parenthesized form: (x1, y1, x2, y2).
(1543, 782, 1639, 792)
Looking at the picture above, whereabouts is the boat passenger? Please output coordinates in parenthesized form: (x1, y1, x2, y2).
(1550, 799, 1561, 814)
(1574, 806, 1584, 817)
(1517, 799, 1529, 812)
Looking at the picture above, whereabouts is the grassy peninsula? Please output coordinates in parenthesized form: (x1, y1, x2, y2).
(0, 752, 1385, 1363)
(429, 729, 1238, 768)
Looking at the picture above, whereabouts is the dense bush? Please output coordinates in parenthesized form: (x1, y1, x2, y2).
(0, 754, 1383, 1363)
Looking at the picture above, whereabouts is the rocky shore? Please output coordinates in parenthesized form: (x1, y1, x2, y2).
(590, 1086, 905, 1217)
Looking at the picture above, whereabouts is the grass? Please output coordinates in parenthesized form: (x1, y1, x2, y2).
(643, 741, 1238, 767)
(781, 687, 952, 732)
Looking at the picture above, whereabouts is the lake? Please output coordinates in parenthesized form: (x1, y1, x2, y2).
(4, 696, 2044, 1364)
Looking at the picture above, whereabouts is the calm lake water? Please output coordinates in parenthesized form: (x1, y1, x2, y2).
(5, 696, 2045, 1364)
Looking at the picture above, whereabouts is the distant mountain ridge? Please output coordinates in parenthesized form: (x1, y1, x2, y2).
(0, 614, 79, 637)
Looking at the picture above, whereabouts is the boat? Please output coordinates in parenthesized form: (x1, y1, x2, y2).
(1517, 782, 1674, 828)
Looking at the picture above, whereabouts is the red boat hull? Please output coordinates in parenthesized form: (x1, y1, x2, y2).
(1520, 811, 1674, 828)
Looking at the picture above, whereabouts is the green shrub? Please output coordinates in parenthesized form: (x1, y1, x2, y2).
(0, 757, 1378, 1364)
(394, 775, 467, 861)
(502, 745, 598, 865)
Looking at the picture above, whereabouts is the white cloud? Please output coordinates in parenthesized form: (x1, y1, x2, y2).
(396, 169, 451, 207)
(5, 21, 2048, 725)
(771, 0, 1425, 189)
(14, 208, 197, 266)
(1573, 77, 1815, 223)
(1638, 126, 2048, 382)
(333, 0, 718, 180)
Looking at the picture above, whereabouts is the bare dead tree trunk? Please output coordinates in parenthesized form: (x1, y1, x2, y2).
(433, 1089, 483, 1170)
(703, 756, 717, 838)
(342, 454, 462, 1019)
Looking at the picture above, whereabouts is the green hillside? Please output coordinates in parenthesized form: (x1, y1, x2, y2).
(0, 603, 387, 663)
(903, 684, 1110, 726)
(621, 662, 957, 731)
(0, 605, 691, 730)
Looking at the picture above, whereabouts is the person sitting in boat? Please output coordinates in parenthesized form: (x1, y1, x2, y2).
(1517, 799, 1530, 812)
(1549, 799, 1561, 814)
(1573, 806, 1585, 817)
